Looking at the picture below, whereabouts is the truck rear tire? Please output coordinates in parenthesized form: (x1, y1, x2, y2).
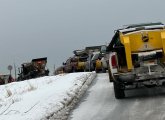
(113, 82, 125, 99)
(101, 67, 106, 73)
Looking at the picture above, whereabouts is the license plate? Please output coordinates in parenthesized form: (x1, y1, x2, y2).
(143, 60, 156, 65)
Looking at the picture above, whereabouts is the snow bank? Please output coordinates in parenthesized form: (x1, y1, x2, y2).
(48, 72, 96, 120)
(0, 72, 96, 120)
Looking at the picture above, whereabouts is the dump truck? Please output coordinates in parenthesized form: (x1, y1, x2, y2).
(107, 22, 165, 99)
(63, 55, 88, 73)
(17, 57, 49, 81)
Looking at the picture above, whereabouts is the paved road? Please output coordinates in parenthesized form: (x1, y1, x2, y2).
(68, 73, 165, 120)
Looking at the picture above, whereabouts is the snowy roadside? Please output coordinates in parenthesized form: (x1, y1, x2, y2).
(0, 72, 96, 120)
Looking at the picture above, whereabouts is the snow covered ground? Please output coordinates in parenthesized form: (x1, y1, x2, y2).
(0, 72, 96, 120)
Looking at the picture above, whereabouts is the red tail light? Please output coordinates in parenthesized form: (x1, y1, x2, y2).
(111, 55, 117, 68)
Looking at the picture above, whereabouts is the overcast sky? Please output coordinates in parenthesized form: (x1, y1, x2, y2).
(0, 0, 164, 75)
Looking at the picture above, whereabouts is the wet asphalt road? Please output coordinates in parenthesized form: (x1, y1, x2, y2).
(69, 73, 165, 120)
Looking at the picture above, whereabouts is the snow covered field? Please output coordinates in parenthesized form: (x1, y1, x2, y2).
(0, 72, 96, 120)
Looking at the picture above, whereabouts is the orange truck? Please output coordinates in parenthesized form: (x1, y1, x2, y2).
(18, 57, 49, 81)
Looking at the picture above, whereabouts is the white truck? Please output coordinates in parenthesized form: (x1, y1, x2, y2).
(107, 22, 165, 99)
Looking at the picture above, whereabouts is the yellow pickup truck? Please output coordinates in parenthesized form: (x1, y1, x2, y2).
(107, 22, 165, 99)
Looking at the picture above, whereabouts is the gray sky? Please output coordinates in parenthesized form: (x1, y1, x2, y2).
(0, 0, 164, 75)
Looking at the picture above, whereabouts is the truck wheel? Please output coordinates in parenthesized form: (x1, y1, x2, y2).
(113, 82, 125, 99)
(101, 63, 106, 73)
(72, 67, 76, 72)
(101, 67, 106, 73)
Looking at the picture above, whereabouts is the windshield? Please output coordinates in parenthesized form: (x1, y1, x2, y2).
(92, 53, 100, 61)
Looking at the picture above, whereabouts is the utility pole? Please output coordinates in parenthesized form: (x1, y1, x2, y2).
(14, 63, 17, 81)
(53, 64, 56, 75)
(7, 65, 13, 84)
(88, 52, 92, 72)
